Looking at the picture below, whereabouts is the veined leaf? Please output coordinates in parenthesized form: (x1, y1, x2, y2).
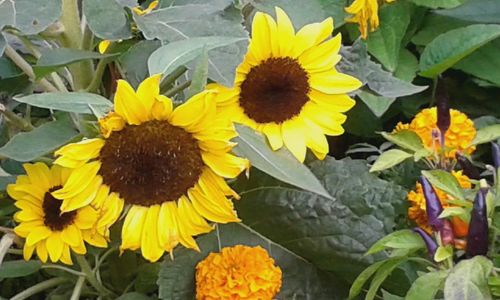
(419, 24, 500, 78)
(0, 0, 15, 30)
(435, 0, 500, 23)
(83, 0, 132, 40)
(186, 47, 209, 98)
(434, 245, 453, 262)
(233, 125, 332, 199)
(405, 270, 448, 300)
(366, 230, 424, 255)
(0, 260, 41, 278)
(365, 258, 408, 300)
(410, 0, 466, 9)
(444, 256, 493, 300)
(349, 260, 387, 299)
(13, 0, 61, 35)
(357, 91, 396, 118)
(422, 170, 466, 201)
(472, 124, 500, 145)
(381, 130, 427, 153)
(370, 149, 413, 172)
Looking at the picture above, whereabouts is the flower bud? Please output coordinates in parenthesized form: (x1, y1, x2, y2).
(466, 189, 489, 258)
(456, 153, 480, 180)
(492, 143, 500, 169)
(419, 176, 444, 231)
(413, 228, 438, 258)
(436, 82, 451, 136)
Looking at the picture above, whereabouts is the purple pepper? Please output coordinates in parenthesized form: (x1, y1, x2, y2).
(419, 176, 445, 231)
(492, 143, 500, 169)
(466, 189, 489, 258)
(436, 82, 451, 138)
(456, 153, 480, 180)
(413, 228, 438, 258)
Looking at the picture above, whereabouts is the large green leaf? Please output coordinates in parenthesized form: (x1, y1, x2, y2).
(0, 260, 41, 278)
(455, 39, 500, 86)
(0, 0, 15, 30)
(148, 36, 245, 79)
(410, 0, 466, 9)
(0, 116, 79, 162)
(83, 0, 132, 40)
(367, 1, 412, 72)
(339, 41, 427, 98)
(370, 149, 413, 172)
(444, 256, 493, 300)
(435, 0, 500, 23)
(235, 157, 407, 281)
(419, 24, 500, 78)
(394, 49, 419, 82)
(34, 48, 116, 79)
(365, 230, 424, 255)
(471, 124, 500, 145)
(118, 40, 161, 88)
(135, 1, 248, 86)
(233, 125, 332, 199)
(13, 0, 61, 35)
(357, 91, 396, 118)
(14, 92, 113, 116)
(412, 14, 471, 46)
(405, 270, 448, 300)
(157, 223, 344, 300)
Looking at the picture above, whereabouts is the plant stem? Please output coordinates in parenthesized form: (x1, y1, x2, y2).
(94, 246, 118, 272)
(165, 80, 192, 97)
(41, 264, 86, 277)
(85, 57, 112, 93)
(59, 0, 93, 90)
(4, 45, 59, 92)
(10, 277, 68, 300)
(159, 66, 188, 93)
(76, 255, 115, 297)
(429, 77, 438, 107)
(0, 108, 34, 131)
(70, 276, 86, 300)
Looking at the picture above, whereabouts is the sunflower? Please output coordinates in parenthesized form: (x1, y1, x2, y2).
(52, 75, 248, 262)
(209, 7, 362, 162)
(395, 107, 476, 159)
(345, 0, 396, 39)
(7, 163, 119, 265)
(408, 170, 471, 237)
(195, 245, 282, 300)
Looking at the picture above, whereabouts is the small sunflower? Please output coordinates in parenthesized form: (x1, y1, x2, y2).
(408, 170, 471, 237)
(195, 245, 282, 300)
(210, 7, 362, 162)
(132, 0, 158, 16)
(345, 0, 396, 39)
(7, 163, 119, 265)
(396, 107, 476, 159)
(52, 75, 248, 262)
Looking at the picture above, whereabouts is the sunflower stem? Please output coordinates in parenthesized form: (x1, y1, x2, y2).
(70, 276, 86, 300)
(165, 80, 192, 97)
(84, 57, 113, 93)
(41, 264, 86, 277)
(0, 107, 34, 131)
(159, 66, 188, 93)
(76, 255, 115, 297)
(10, 277, 68, 300)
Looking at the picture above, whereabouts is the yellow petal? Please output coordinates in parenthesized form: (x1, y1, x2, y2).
(170, 91, 217, 133)
(291, 17, 334, 57)
(52, 161, 101, 200)
(114, 80, 149, 125)
(201, 152, 249, 178)
(46, 232, 64, 262)
(121, 205, 147, 251)
(152, 95, 174, 120)
(23, 163, 51, 191)
(99, 112, 126, 138)
(262, 123, 284, 150)
(249, 12, 272, 61)
(23, 243, 36, 261)
(82, 230, 108, 248)
(309, 89, 356, 113)
(305, 121, 329, 160)
(298, 34, 342, 69)
(98, 40, 111, 54)
(282, 119, 307, 162)
(74, 206, 99, 229)
(158, 202, 180, 252)
(177, 196, 213, 234)
(202, 168, 239, 199)
(275, 7, 295, 56)
(141, 205, 164, 262)
(188, 187, 239, 224)
(15, 221, 44, 237)
(61, 224, 82, 247)
(136, 74, 161, 114)
(55, 139, 105, 164)
(59, 245, 73, 265)
(16, 209, 43, 222)
(36, 241, 48, 262)
(309, 71, 362, 94)
(60, 176, 103, 213)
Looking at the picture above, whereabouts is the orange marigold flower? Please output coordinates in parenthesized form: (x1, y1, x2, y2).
(195, 245, 282, 300)
(395, 107, 476, 159)
(408, 170, 471, 237)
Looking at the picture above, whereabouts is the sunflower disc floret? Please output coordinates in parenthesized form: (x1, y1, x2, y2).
(195, 245, 282, 300)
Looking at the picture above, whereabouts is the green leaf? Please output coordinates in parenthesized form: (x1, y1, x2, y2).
(0, 260, 41, 278)
(410, 0, 466, 9)
(405, 270, 448, 300)
(369, 149, 413, 172)
(0, 0, 15, 30)
(83, 0, 132, 40)
(434, 245, 453, 262)
(116, 293, 152, 300)
(419, 24, 500, 78)
(366, 230, 424, 255)
(339, 40, 427, 98)
(422, 170, 466, 201)
(0, 33, 5, 57)
(0, 116, 79, 162)
(34, 48, 117, 79)
(455, 39, 500, 87)
(118, 40, 161, 88)
(135, 1, 248, 86)
(148, 36, 245, 79)
(235, 157, 408, 281)
(233, 125, 332, 199)
(349, 260, 387, 299)
(367, 1, 412, 72)
(14, 92, 113, 116)
(366, 258, 408, 300)
(394, 49, 419, 82)
(381, 130, 427, 153)
(439, 207, 469, 219)
(435, 0, 500, 23)
(157, 223, 344, 300)
(134, 263, 160, 294)
(412, 14, 471, 46)
(444, 256, 493, 300)
(472, 124, 500, 145)
(13, 0, 61, 35)
(357, 91, 396, 118)
(185, 46, 209, 99)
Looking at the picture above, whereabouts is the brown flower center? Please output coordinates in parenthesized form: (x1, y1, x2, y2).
(43, 186, 77, 231)
(98, 120, 204, 206)
(239, 57, 310, 123)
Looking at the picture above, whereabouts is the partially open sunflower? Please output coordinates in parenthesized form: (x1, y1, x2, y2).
(7, 163, 119, 265)
(52, 75, 248, 262)
(210, 7, 362, 162)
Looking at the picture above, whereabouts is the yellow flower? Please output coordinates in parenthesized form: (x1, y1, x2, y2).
(7, 163, 120, 265)
(209, 7, 362, 162)
(345, 0, 396, 39)
(133, 0, 158, 16)
(52, 75, 249, 262)
(407, 170, 471, 237)
(98, 40, 111, 54)
(397, 107, 476, 159)
(196, 245, 282, 300)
